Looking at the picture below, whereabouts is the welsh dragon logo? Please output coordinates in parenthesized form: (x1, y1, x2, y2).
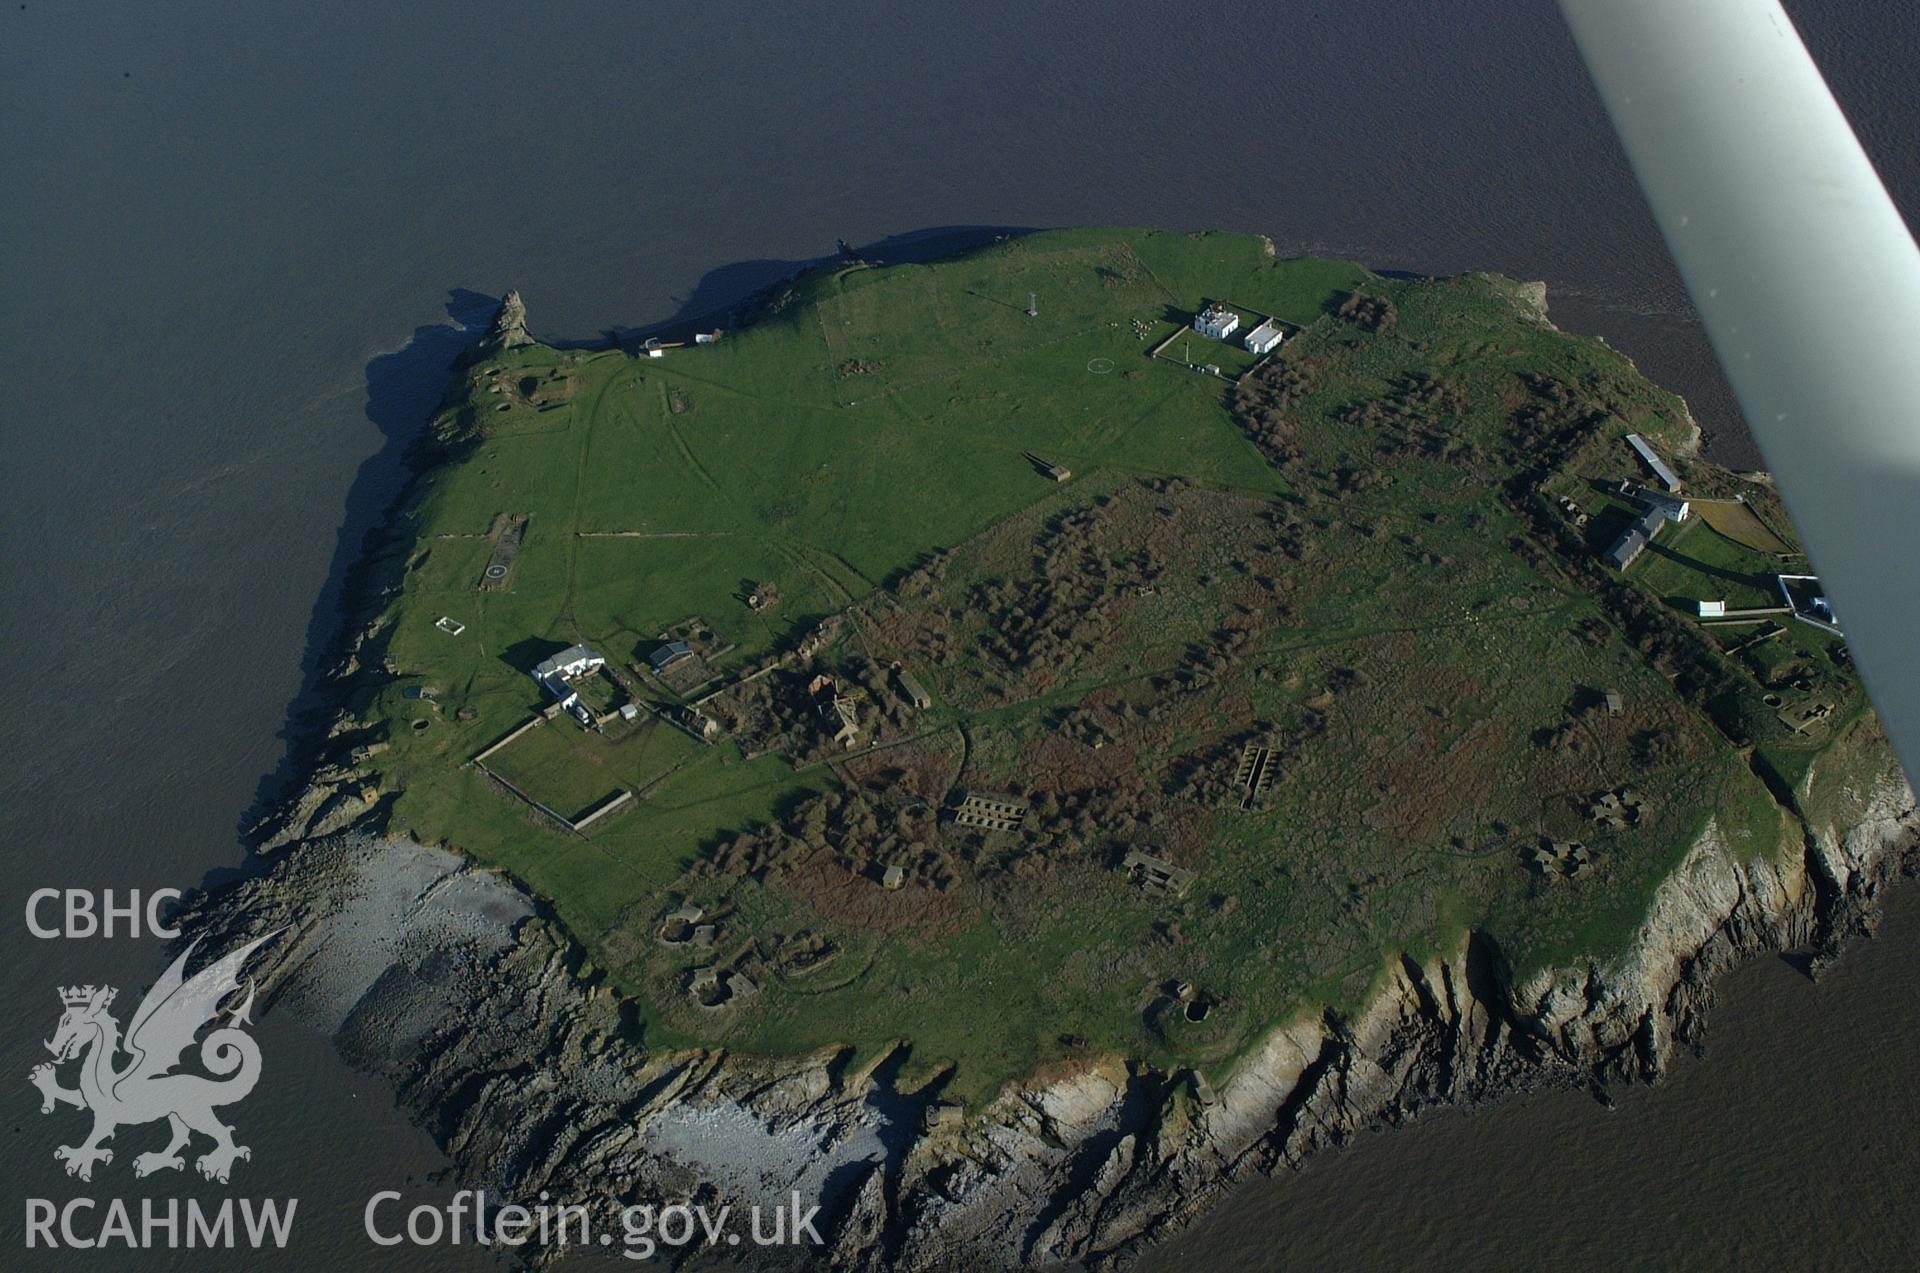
(28, 931, 281, 1184)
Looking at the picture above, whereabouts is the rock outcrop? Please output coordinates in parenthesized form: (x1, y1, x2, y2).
(485, 288, 534, 351)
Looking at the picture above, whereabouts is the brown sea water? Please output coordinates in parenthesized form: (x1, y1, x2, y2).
(2, 1, 1913, 1266)
(1143, 884, 1920, 1273)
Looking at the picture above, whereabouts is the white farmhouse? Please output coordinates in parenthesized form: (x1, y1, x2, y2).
(1640, 491, 1691, 524)
(1193, 304, 1240, 341)
(532, 644, 604, 682)
(531, 643, 606, 724)
(1243, 318, 1285, 355)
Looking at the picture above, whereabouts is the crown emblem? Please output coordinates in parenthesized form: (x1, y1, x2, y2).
(59, 985, 115, 1008)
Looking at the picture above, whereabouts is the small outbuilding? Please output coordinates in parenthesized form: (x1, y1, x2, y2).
(894, 666, 933, 710)
(1243, 318, 1285, 355)
(674, 705, 720, 741)
(1121, 849, 1195, 896)
(1022, 450, 1071, 483)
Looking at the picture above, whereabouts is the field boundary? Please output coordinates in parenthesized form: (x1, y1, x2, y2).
(1146, 299, 1293, 385)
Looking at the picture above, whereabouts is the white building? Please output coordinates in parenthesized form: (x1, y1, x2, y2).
(1243, 318, 1285, 355)
(1193, 304, 1240, 341)
(532, 644, 604, 682)
(1776, 573, 1844, 635)
(1641, 491, 1691, 523)
(1699, 599, 1727, 618)
(531, 644, 606, 724)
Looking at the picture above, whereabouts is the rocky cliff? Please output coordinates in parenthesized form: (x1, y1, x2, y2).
(487, 288, 535, 351)
(183, 732, 1917, 1269)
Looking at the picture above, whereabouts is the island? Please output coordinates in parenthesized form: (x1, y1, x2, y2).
(199, 228, 1917, 1268)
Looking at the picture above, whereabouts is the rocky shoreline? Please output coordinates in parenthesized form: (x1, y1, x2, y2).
(181, 740, 1915, 1268)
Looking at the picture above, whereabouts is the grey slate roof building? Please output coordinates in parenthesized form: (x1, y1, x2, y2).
(1606, 527, 1649, 570)
(648, 640, 693, 672)
(1636, 490, 1691, 523)
(1603, 487, 1690, 571)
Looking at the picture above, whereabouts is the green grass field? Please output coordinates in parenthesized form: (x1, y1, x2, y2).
(1633, 518, 1785, 611)
(339, 228, 1880, 1106)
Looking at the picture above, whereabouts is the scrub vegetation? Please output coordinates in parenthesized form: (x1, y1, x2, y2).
(336, 229, 1875, 1106)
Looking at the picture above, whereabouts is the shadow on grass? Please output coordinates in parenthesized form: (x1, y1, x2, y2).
(1642, 538, 1771, 591)
(504, 635, 574, 677)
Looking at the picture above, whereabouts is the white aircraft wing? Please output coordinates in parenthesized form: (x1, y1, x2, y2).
(1559, 0, 1920, 787)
